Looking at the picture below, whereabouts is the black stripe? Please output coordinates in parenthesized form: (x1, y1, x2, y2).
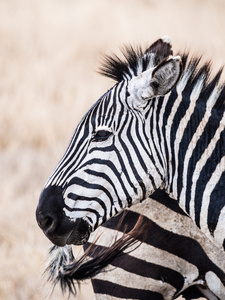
(151, 189, 187, 216)
(92, 279, 164, 300)
(75, 158, 132, 207)
(100, 208, 225, 285)
(67, 193, 108, 223)
(207, 169, 225, 237)
(68, 176, 115, 214)
(151, 97, 165, 171)
(65, 205, 101, 217)
(84, 169, 123, 208)
(86, 244, 184, 291)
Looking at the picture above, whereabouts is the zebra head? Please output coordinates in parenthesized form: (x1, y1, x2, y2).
(36, 37, 182, 246)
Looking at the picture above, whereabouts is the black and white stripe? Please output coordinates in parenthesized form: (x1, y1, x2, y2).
(47, 191, 225, 299)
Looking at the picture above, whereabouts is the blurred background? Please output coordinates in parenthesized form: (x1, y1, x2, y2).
(0, 0, 225, 299)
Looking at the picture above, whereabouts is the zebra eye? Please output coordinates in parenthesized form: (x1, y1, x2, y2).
(92, 130, 112, 142)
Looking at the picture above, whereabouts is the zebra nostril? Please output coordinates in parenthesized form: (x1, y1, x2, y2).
(37, 213, 56, 234)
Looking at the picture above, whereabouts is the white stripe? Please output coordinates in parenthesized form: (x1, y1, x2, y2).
(95, 294, 120, 300)
(157, 92, 171, 173)
(214, 205, 225, 246)
(151, 96, 167, 175)
(165, 90, 183, 190)
(205, 271, 225, 299)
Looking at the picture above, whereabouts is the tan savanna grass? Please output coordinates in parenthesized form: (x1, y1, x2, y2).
(0, 0, 225, 299)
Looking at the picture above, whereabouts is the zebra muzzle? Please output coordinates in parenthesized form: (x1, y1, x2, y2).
(36, 185, 91, 246)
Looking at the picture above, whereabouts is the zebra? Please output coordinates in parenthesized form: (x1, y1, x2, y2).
(36, 36, 225, 249)
(47, 190, 225, 299)
(36, 37, 225, 298)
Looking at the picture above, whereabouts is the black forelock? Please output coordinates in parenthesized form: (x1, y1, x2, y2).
(99, 37, 173, 82)
(178, 54, 225, 113)
(99, 38, 225, 113)
(99, 45, 144, 82)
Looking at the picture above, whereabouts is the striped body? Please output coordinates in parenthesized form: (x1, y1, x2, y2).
(88, 191, 225, 299)
(47, 191, 225, 299)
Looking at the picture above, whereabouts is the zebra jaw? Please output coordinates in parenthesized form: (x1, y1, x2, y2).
(65, 222, 91, 246)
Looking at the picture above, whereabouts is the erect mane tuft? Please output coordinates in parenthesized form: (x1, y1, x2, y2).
(99, 46, 144, 82)
(178, 54, 225, 113)
(99, 38, 225, 113)
(99, 37, 173, 82)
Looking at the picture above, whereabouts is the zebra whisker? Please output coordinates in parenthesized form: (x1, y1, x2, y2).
(45, 214, 147, 295)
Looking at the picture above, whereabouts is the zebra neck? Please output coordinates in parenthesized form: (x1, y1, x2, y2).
(159, 86, 225, 248)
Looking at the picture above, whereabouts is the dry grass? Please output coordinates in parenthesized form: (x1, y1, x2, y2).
(0, 0, 225, 299)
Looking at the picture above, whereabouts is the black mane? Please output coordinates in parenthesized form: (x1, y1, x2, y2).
(99, 42, 225, 112)
(99, 46, 144, 82)
(99, 37, 173, 81)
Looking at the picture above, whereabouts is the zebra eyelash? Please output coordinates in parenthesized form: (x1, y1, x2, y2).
(91, 129, 113, 143)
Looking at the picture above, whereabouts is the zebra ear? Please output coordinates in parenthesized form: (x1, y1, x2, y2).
(145, 36, 173, 65)
(128, 56, 182, 110)
(150, 56, 182, 97)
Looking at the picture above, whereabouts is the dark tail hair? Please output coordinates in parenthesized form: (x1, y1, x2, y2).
(45, 212, 148, 295)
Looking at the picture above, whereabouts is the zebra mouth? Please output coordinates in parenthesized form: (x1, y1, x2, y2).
(66, 219, 91, 246)
(66, 230, 90, 245)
